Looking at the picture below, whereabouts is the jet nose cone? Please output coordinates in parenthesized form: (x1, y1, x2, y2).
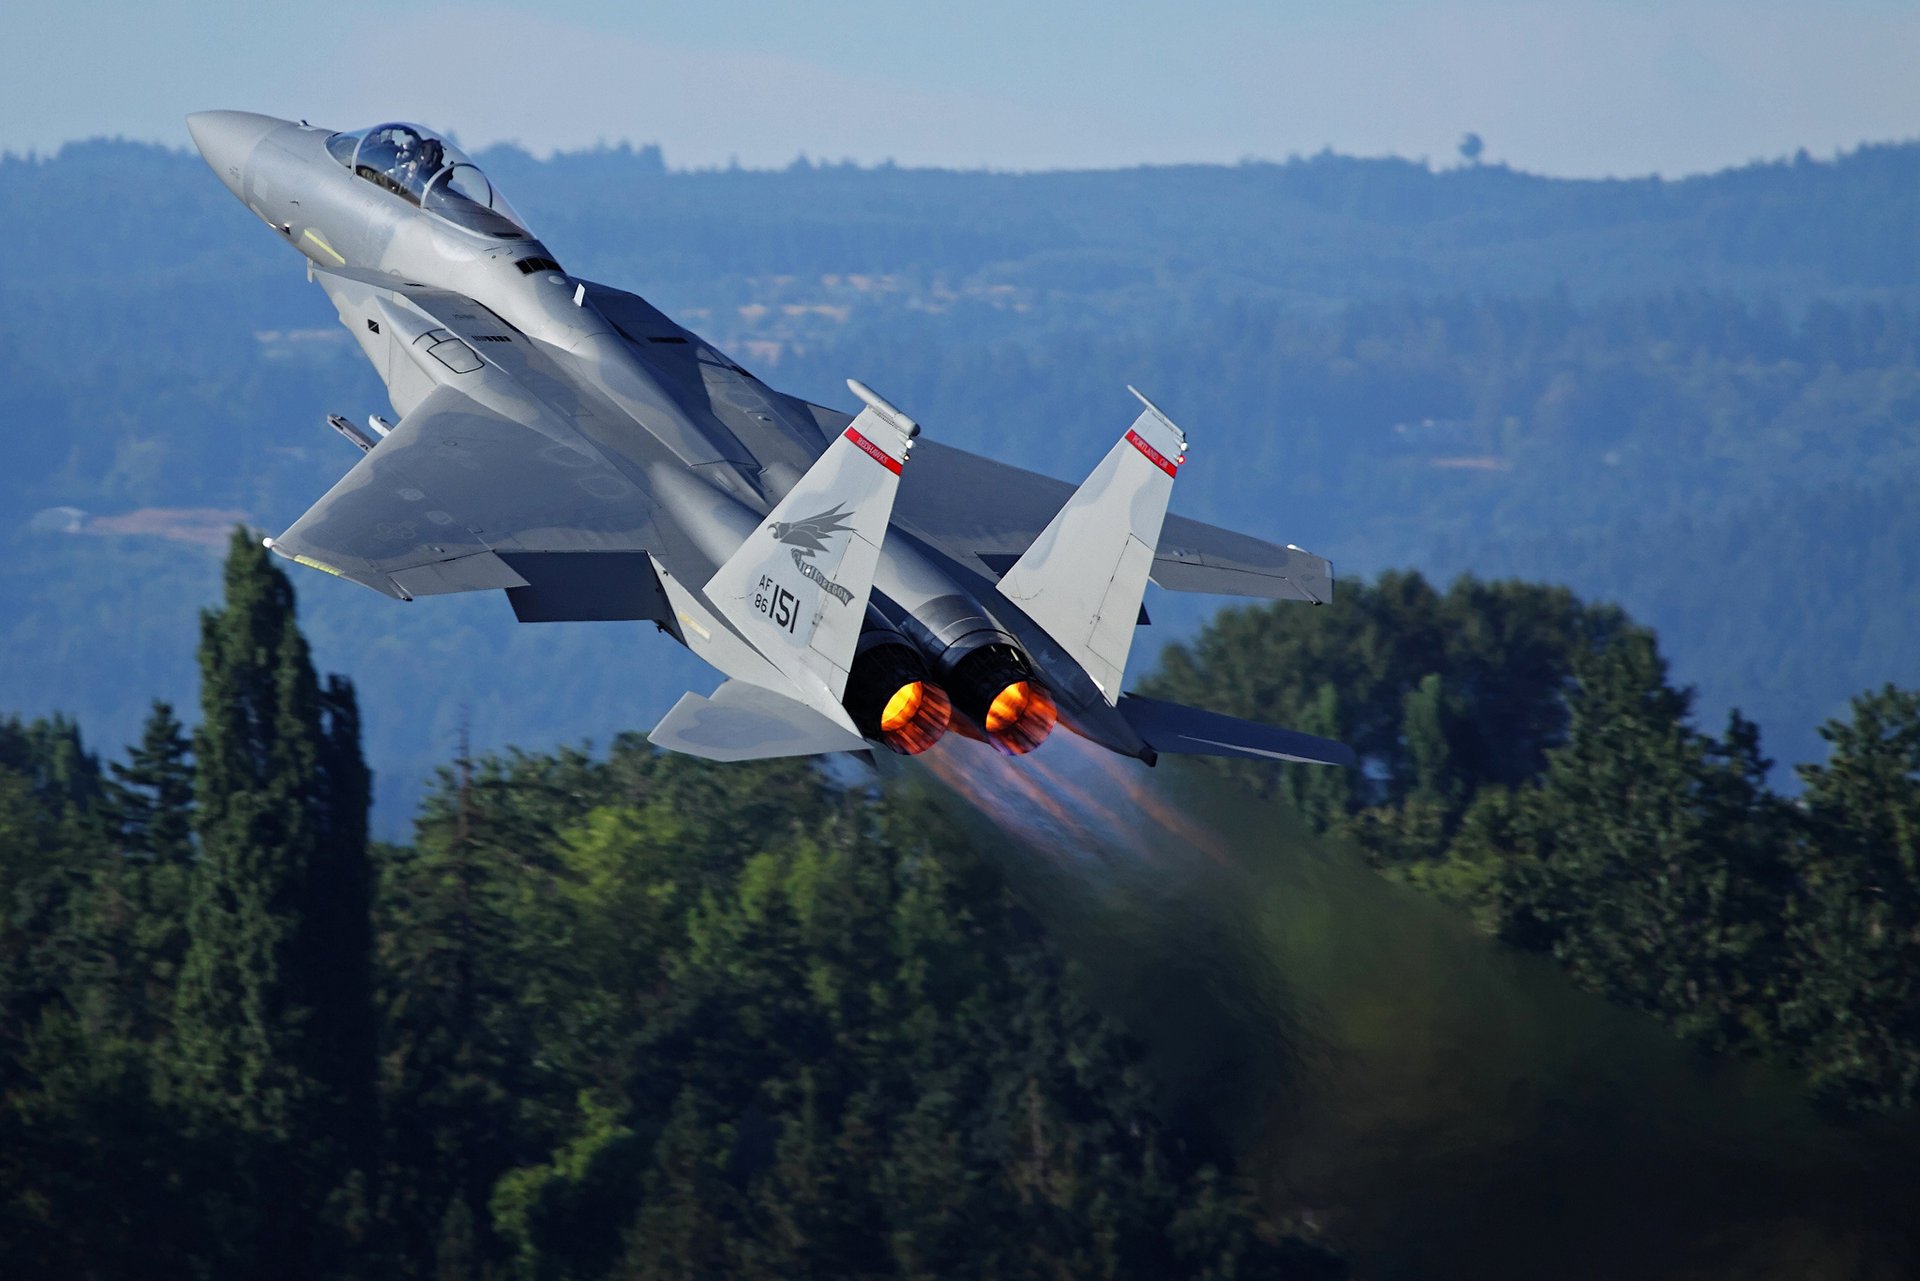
(185, 110, 288, 197)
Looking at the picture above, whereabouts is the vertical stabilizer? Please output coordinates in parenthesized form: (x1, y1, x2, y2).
(704, 379, 918, 711)
(996, 387, 1187, 701)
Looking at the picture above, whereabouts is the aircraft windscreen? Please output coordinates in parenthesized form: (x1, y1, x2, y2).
(423, 163, 530, 239)
(345, 123, 532, 239)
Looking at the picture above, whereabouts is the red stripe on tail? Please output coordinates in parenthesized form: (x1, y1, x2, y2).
(846, 427, 903, 474)
(1126, 429, 1178, 477)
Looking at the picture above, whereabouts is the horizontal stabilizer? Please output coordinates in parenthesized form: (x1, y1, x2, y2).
(649, 679, 868, 763)
(1118, 694, 1355, 767)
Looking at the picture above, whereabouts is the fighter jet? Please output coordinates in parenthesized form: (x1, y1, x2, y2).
(186, 111, 1354, 769)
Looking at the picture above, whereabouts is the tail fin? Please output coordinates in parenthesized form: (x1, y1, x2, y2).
(996, 387, 1186, 701)
(704, 379, 917, 707)
(1119, 694, 1355, 767)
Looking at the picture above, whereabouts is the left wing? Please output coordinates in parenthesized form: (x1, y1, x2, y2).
(870, 425, 1334, 605)
(1120, 694, 1355, 766)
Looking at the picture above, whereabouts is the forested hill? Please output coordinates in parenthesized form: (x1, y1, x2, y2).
(3, 137, 1919, 823)
(492, 140, 1920, 308)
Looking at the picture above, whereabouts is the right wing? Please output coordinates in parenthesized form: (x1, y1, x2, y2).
(883, 432, 1334, 605)
(269, 379, 663, 607)
(273, 272, 679, 613)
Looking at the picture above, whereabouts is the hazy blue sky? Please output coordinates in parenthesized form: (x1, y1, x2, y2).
(7, 0, 1917, 175)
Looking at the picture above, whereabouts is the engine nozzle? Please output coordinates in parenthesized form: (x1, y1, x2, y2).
(948, 644, 1058, 756)
(845, 640, 952, 755)
(876, 679, 952, 756)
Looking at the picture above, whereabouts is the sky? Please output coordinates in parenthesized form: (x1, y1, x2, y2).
(7, 0, 1918, 176)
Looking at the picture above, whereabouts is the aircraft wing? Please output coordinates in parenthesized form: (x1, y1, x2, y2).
(890, 437, 1334, 604)
(269, 380, 668, 618)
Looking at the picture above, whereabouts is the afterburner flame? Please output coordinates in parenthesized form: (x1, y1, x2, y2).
(983, 680, 1057, 756)
(879, 680, 951, 755)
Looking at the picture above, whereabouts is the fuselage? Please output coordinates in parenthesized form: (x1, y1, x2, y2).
(188, 110, 1137, 759)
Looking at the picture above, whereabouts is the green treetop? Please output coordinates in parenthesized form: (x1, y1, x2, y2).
(170, 527, 377, 1277)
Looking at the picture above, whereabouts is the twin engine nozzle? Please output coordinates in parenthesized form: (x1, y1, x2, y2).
(843, 626, 1057, 758)
(945, 643, 1058, 756)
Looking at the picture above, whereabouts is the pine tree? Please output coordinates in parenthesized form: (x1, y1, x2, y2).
(375, 744, 566, 1276)
(1402, 672, 1464, 818)
(0, 716, 112, 1095)
(1496, 632, 1766, 1047)
(170, 528, 376, 1275)
(1286, 683, 1353, 833)
(1780, 686, 1920, 1111)
(310, 675, 379, 1176)
(82, 701, 198, 1042)
(175, 531, 321, 1135)
(105, 700, 194, 864)
(17, 713, 105, 816)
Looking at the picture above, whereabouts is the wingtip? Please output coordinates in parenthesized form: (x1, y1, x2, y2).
(846, 378, 920, 440)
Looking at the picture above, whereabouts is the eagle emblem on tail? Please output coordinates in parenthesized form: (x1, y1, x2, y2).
(770, 505, 855, 559)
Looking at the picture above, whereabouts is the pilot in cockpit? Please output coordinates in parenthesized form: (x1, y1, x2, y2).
(393, 134, 445, 195)
(334, 122, 532, 237)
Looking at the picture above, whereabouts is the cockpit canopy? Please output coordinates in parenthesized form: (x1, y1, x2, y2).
(326, 122, 531, 239)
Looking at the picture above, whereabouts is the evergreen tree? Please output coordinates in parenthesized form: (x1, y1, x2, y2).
(104, 700, 194, 864)
(1495, 632, 1772, 1049)
(310, 675, 379, 1176)
(376, 746, 566, 1277)
(1402, 672, 1464, 816)
(1284, 683, 1353, 832)
(1144, 573, 1625, 810)
(1348, 673, 1468, 867)
(0, 716, 111, 1054)
(84, 701, 197, 1041)
(1780, 686, 1920, 1112)
(175, 530, 322, 1133)
(11, 714, 105, 817)
(170, 528, 376, 1276)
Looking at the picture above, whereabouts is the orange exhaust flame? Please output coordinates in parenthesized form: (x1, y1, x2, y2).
(983, 680, 1057, 756)
(877, 680, 951, 756)
(921, 735, 1086, 841)
(917, 710, 1227, 873)
(1084, 746, 1235, 865)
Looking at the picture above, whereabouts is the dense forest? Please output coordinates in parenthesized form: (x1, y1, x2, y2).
(2, 139, 1919, 823)
(5, 532, 1918, 1277)
(1148, 575, 1920, 1118)
(0, 534, 1346, 1279)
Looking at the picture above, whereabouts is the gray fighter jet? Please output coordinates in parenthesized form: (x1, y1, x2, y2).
(186, 111, 1354, 769)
